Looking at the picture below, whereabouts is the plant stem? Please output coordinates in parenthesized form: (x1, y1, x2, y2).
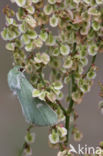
(91, 55, 97, 64)
(56, 100, 67, 116)
(64, 54, 97, 145)
(18, 143, 25, 156)
(65, 75, 75, 145)
(40, 72, 45, 86)
(65, 89, 74, 145)
(72, 42, 77, 55)
(65, 43, 77, 145)
(27, 124, 33, 132)
(83, 55, 97, 78)
(65, 115, 70, 145)
(18, 124, 33, 156)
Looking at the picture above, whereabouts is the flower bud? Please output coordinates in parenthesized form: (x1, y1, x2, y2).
(88, 44, 98, 56)
(25, 6, 35, 14)
(32, 0, 40, 3)
(43, 4, 53, 15)
(96, 0, 103, 5)
(25, 41, 33, 52)
(46, 33, 56, 46)
(87, 70, 96, 80)
(25, 15, 37, 28)
(63, 56, 73, 69)
(34, 38, 43, 48)
(50, 14, 59, 27)
(49, 130, 59, 144)
(53, 81, 63, 90)
(57, 126, 67, 138)
(6, 43, 15, 51)
(24, 146, 32, 156)
(60, 44, 70, 56)
(88, 7, 101, 16)
(73, 129, 83, 141)
(73, 0, 81, 4)
(15, 0, 26, 7)
(32, 89, 42, 98)
(39, 31, 48, 42)
(72, 91, 83, 104)
(26, 30, 38, 39)
(48, 0, 57, 4)
(92, 21, 100, 31)
(25, 132, 35, 144)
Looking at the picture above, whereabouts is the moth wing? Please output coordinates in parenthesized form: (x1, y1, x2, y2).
(17, 78, 57, 126)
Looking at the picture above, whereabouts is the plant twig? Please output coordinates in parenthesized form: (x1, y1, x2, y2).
(18, 143, 25, 156)
(18, 124, 33, 156)
(83, 55, 97, 78)
(64, 43, 77, 145)
(39, 72, 46, 86)
(56, 100, 67, 116)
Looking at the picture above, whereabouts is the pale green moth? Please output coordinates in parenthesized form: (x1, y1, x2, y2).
(8, 66, 57, 126)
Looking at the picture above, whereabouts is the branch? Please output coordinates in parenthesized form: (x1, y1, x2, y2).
(83, 55, 97, 78)
(64, 43, 77, 145)
(56, 100, 67, 116)
(18, 124, 33, 156)
(65, 74, 75, 145)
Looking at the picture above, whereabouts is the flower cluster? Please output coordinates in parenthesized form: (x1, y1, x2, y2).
(24, 132, 35, 156)
(1, 0, 100, 104)
(1, 0, 103, 155)
(56, 107, 65, 122)
(73, 128, 83, 142)
(49, 125, 67, 146)
(32, 80, 63, 102)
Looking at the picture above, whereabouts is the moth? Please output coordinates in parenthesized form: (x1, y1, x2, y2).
(8, 66, 57, 126)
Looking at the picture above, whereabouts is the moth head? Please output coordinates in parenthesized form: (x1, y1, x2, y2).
(8, 66, 25, 91)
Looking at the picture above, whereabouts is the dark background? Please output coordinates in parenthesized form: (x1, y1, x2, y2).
(0, 1, 103, 156)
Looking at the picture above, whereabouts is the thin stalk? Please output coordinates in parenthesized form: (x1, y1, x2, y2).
(40, 72, 46, 86)
(65, 43, 77, 145)
(18, 143, 25, 156)
(65, 54, 97, 145)
(65, 115, 70, 145)
(83, 55, 97, 78)
(18, 125, 33, 156)
(56, 100, 67, 116)
(65, 91, 74, 145)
